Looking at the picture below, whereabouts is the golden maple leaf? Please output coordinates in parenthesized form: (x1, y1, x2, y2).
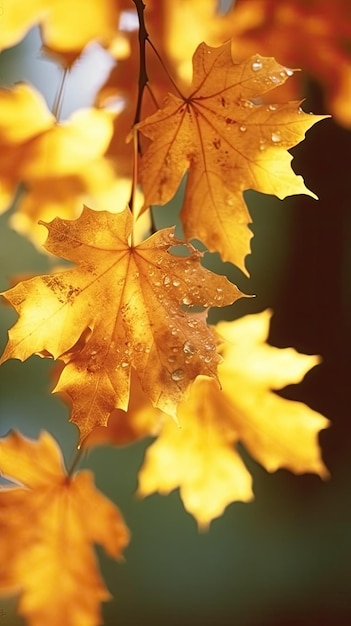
(0, 430, 129, 626)
(0, 0, 121, 64)
(0, 83, 128, 246)
(0, 207, 243, 441)
(136, 41, 327, 273)
(138, 310, 330, 528)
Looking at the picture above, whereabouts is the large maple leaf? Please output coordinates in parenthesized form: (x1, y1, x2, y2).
(138, 310, 330, 528)
(0, 207, 243, 441)
(136, 41, 327, 273)
(0, 430, 129, 626)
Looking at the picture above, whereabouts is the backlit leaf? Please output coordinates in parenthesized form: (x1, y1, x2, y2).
(138, 310, 329, 527)
(0, 431, 129, 626)
(0, 207, 243, 441)
(0, 0, 121, 64)
(137, 41, 327, 273)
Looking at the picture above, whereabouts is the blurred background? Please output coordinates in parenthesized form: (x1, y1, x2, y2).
(0, 7, 350, 626)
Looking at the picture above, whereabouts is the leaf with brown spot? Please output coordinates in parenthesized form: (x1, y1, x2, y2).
(0, 207, 243, 442)
(136, 41, 328, 274)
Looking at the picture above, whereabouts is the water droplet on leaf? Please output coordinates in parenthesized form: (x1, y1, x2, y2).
(171, 368, 185, 382)
(183, 341, 196, 355)
(252, 59, 263, 71)
(271, 131, 281, 143)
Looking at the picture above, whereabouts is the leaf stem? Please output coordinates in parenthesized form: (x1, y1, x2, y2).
(67, 445, 85, 477)
(146, 38, 185, 99)
(52, 67, 69, 120)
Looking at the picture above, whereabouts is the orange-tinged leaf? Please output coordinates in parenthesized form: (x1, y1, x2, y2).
(138, 310, 329, 527)
(0, 0, 121, 64)
(0, 207, 243, 441)
(0, 431, 129, 626)
(221, 0, 351, 128)
(137, 42, 327, 273)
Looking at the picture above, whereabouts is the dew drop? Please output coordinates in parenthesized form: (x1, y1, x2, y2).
(269, 74, 281, 84)
(267, 104, 277, 111)
(182, 296, 192, 305)
(285, 67, 294, 76)
(204, 342, 216, 352)
(163, 275, 171, 285)
(259, 139, 266, 151)
(171, 368, 185, 381)
(183, 341, 196, 355)
(121, 361, 129, 368)
(187, 318, 199, 328)
(239, 125, 247, 132)
(271, 131, 281, 143)
(172, 279, 181, 287)
(251, 58, 263, 71)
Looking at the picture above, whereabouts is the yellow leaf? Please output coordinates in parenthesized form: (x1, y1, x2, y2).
(217, 310, 330, 476)
(138, 310, 329, 527)
(0, 431, 129, 626)
(0, 207, 243, 441)
(0, 84, 128, 246)
(138, 376, 254, 530)
(137, 41, 327, 273)
(0, 0, 121, 63)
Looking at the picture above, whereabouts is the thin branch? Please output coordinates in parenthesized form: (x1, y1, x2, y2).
(131, 0, 149, 129)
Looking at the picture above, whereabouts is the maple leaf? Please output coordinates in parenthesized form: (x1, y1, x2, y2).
(138, 310, 330, 528)
(0, 83, 128, 246)
(136, 41, 327, 273)
(0, 0, 121, 65)
(0, 207, 243, 442)
(0, 430, 129, 626)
